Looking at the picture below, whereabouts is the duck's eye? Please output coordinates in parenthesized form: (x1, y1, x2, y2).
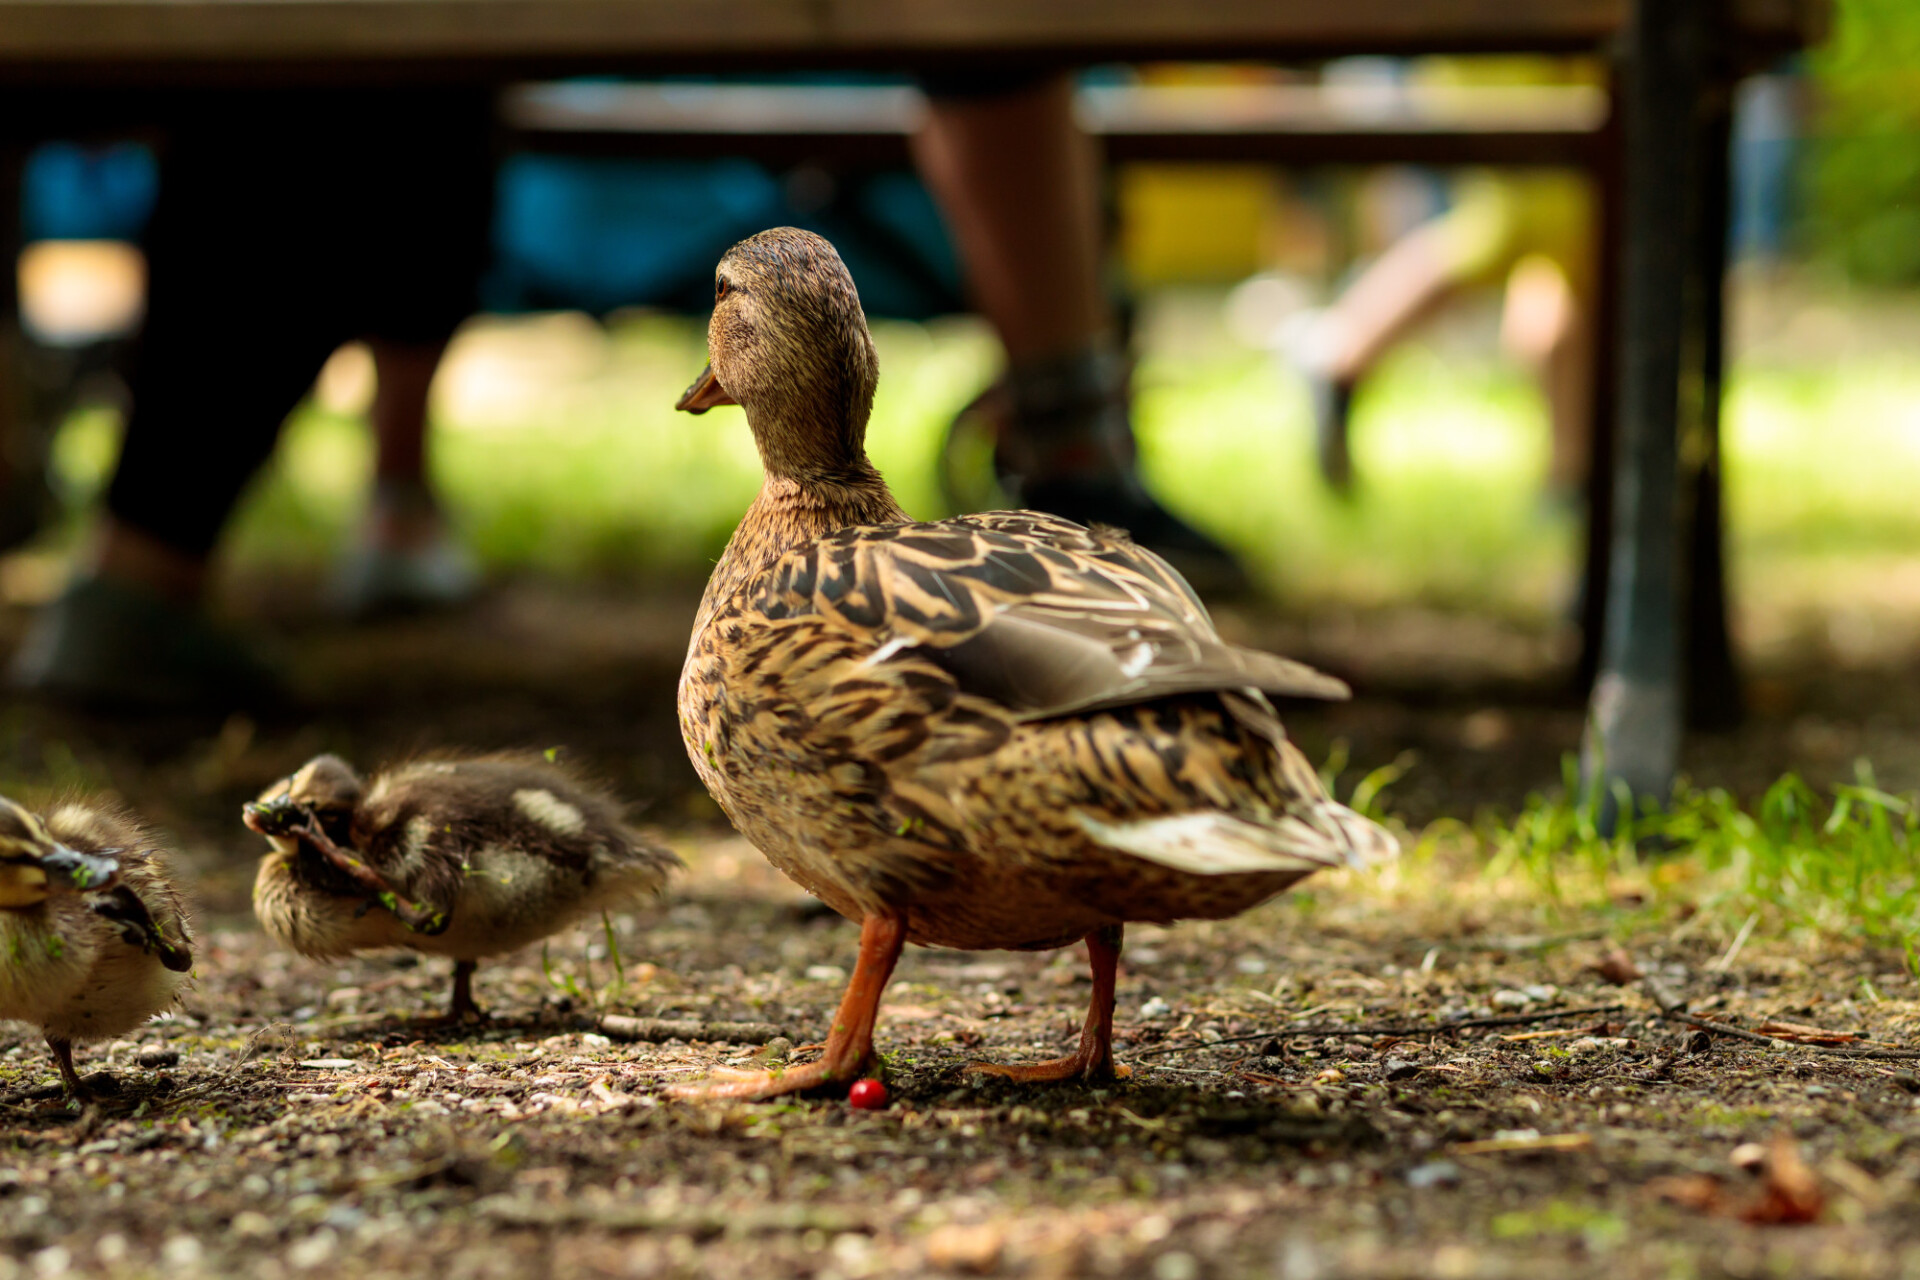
(715, 277, 731, 302)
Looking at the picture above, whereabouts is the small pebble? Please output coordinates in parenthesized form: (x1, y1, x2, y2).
(1140, 996, 1172, 1019)
(136, 1045, 179, 1069)
(1152, 1251, 1200, 1280)
(1383, 1057, 1422, 1081)
(1405, 1160, 1461, 1189)
(1684, 1030, 1714, 1055)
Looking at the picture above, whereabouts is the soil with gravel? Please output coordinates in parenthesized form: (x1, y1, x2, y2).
(3, 580, 1919, 1280)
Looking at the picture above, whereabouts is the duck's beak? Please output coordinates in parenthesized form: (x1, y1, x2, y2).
(676, 363, 737, 415)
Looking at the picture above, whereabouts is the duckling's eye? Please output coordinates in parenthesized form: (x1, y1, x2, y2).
(715, 277, 731, 302)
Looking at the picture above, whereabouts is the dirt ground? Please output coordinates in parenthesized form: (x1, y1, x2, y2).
(4, 579, 1920, 1279)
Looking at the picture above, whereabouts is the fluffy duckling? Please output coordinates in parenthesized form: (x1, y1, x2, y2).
(0, 796, 193, 1097)
(244, 753, 679, 1018)
(673, 228, 1398, 1099)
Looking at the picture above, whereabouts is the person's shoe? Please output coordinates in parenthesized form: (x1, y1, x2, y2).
(939, 358, 1253, 598)
(1016, 471, 1252, 598)
(332, 532, 481, 621)
(1305, 370, 1356, 497)
(7, 575, 285, 712)
(331, 484, 482, 620)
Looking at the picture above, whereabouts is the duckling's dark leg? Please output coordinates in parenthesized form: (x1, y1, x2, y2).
(967, 924, 1128, 1083)
(669, 912, 906, 1101)
(448, 960, 483, 1021)
(46, 1036, 87, 1098)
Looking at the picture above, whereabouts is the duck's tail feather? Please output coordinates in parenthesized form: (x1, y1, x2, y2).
(1074, 799, 1397, 878)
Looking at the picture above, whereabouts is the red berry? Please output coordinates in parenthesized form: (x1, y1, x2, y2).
(848, 1078, 888, 1110)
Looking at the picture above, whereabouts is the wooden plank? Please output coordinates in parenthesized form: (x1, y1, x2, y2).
(0, 0, 1826, 69)
(502, 81, 1610, 167)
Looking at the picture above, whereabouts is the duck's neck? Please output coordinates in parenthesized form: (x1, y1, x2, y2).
(703, 464, 910, 617)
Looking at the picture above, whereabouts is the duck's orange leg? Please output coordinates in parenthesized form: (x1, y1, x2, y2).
(968, 924, 1129, 1083)
(669, 912, 905, 1101)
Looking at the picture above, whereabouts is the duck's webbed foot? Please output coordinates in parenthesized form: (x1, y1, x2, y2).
(966, 925, 1131, 1084)
(669, 913, 905, 1102)
(45, 1037, 117, 1101)
(447, 959, 487, 1022)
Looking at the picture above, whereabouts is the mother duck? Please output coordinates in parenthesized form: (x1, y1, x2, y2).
(676, 227, 1396, 1099)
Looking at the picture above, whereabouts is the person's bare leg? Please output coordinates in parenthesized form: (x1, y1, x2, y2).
(915, 76, 1246, 590)
(968, 924, 1128, 1083)
(1298, 215, 1468, 492)
(366, 337, 445, 547)
(1313, 219, 1463, 387)
(912, 75, 1112, 367)
(337, 337, 476, 615)
(670, 913, 906, 1101)
(1500, 256, 1590, 497)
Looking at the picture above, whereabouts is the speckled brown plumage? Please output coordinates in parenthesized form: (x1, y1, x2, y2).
(244, 753, 679, 1017)
(675, 227, 1397, 1098)
(0, 796, 194, 1096)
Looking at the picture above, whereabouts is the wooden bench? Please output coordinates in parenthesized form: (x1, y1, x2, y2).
(0, 0, 1832, 817)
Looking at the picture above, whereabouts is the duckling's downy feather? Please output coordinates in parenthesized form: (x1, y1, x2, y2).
(251, 753, 678, 965)
(0, 798, 192, 1051)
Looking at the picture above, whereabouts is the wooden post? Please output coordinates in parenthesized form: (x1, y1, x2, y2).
(1683, 72, 1743, 731)
(1581, 0, 1710, 824)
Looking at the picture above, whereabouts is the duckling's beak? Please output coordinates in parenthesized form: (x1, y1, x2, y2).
(40, 844, 122, 893)
(0, 862, 49, 909)
(243, 798, 302, 838)
(676, 363, 737, 415)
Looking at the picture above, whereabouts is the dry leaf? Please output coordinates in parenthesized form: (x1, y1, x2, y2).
(925, 1223, 1005, 1274)
(1741, 1133, 1824, 1225)
(1591, 948, 1644, 986)
(1648, 1173, 1726, 1212)
(1755, 1020, 1860, 1045)
(1450, 1132, 1592, 1156)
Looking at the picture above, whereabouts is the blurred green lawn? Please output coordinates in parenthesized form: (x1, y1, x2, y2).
(46, 285, 1920, 625)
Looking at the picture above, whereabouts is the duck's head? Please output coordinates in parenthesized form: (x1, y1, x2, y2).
(244, 754, 364, 852)
(0, 797, 122, 909)
(676, 227, 879, 481)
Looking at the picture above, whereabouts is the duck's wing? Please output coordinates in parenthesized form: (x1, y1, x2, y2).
(754, 511, 1347, 722)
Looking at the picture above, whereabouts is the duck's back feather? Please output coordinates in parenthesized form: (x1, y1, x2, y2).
(750, 511, 1348, 722)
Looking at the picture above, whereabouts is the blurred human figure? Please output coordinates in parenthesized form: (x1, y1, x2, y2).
(1292, 171, 1593, 498)
(914, 72, 1249, 595)
(7, 90, 493, 708)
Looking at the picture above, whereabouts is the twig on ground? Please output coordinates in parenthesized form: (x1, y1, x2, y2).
(598, 1015, 784, 1044)
(1132, 1004, 1629, 1058)
(1650, 1011, 1920, 1060)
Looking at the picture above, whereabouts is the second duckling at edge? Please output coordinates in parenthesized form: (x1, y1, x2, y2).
(673, 228, 1398, 1100)
(0, 796, 193, 1097)
(244, 753, 679, 1018)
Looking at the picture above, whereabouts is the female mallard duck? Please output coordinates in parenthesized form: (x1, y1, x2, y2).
(244, 752, 679, 1018)
(673, 227, 1398, 1099)
(0, 796, 193, 1097)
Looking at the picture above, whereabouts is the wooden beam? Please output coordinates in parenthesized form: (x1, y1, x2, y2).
(0, 0, 1827, 76)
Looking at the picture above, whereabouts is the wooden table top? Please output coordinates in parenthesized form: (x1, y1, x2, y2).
(0, 0, 1825, 83)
